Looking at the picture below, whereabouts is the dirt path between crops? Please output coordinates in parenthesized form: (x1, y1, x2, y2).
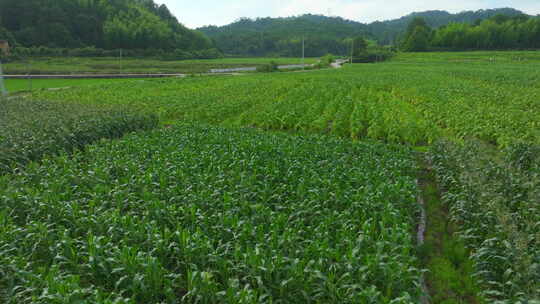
(416, 154, 484, 304)
(416, 176, 430, 304)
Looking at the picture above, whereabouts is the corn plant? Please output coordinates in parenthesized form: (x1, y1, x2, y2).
(1, 123, 422, 303)
(431, 140, 540, 303)
(30, 51, 540, 146)
(0, 97, 158, 174)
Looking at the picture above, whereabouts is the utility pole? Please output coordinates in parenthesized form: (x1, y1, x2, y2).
(302, 36, 305, 70)
(119, 49, 123, 74)
(350, 38, 354, 64)
(27, 61, 32, 91)
(0, 60, 7, 97)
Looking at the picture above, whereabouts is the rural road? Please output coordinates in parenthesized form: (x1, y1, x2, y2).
(331, 59, 349, 68)
(3, 59, 349, 80)
(209, 64, 311, 73)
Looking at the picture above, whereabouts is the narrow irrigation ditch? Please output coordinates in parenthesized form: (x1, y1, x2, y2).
(416, 153, 484, 304)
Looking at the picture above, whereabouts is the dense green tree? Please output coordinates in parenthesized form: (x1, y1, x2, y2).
(430, 14, 540, 50)
(199, 9, 527, 56)
(401, 17, 432, 51)
(0, 0, 215, 54)
(352, 36, 368, 56)
(199, 14, 371, 57)
(0, 26, 17, 46)
(368, 8, 524, 45)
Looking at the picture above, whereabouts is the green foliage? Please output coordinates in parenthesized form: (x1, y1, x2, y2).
(369, 8, 526, 45)
(505, 142, 540, 172)
(0, 0, 216, 54)
(5, 78, 145, 93)
(31, 51, 540, 146)
(199, 14, 372, 57)
(199, 9, 526, 52)
(431, 140, 540, 302)
(3, 46, 222, 60)
(0, 98, 158, 174)
(401, 18, 432, 52)
(352, 36, 368, 56)
(352, 47, 395, 63)
(256, 61, 278, 73)
(2, 57, 314, 75)
(431, 15, 540, 50)
(315, 54, 335, 68)
(0, 26, 16, 46)
(0, 123, 422, 303)
(418, 167, 484, 303)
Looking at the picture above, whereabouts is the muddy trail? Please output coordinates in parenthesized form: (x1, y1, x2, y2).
(416, 154, 484, 304)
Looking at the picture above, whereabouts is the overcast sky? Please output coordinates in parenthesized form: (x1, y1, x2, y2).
(154, 0, 540, 29)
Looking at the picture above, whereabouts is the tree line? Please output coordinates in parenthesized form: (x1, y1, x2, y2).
(402, 14, 540, 51)
(0, 0, 220, 58)
(369, 8, 525, 45)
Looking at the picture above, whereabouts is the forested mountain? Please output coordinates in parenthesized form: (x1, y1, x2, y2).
(199, 14, 371, 57)
(0, 0, 213, 52)
(199, 8, 529, 56)
(370, 8, 526, 44)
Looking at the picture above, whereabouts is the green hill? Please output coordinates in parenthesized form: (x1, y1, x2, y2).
(0, 0, 213, 52)
(199, 14, 371, 57)
(199, 8, 528, 56)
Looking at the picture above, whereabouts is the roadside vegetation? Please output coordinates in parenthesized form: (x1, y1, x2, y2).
(2, 57, 318, 75)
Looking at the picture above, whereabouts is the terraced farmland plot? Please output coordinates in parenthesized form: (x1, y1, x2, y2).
(0, 98, 158, 174)
(0, 124, 422, 303)
(31, 51, 540, 146)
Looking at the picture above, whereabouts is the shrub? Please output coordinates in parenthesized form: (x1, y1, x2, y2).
(314, 53, 335, 68)
(256, 60, 278, 72)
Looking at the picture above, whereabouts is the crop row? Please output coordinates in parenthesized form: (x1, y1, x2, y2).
(0, 97, 158, 174)
(31, 52, 540, 146)
(1, 124, 421, 303)
(431, 140, 540, 303)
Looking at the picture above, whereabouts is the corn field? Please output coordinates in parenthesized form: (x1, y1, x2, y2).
(1, 52, 539, 303)
(0, 98, 158, 174)
(1, 124, 422, 303)
(31, 52, 540, 147)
